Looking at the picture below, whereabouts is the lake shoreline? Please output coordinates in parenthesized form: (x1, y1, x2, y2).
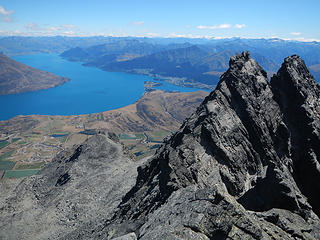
(0, 54, 208, 121)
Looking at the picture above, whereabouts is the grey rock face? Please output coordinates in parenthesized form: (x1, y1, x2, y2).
(0, 135, 144, 240)
(101, 52, 320, 239)
(271, 55, 320, 217)
(112, 232, 137, 240)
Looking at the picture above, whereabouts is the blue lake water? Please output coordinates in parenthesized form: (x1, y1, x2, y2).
(0, 54, 208, 120)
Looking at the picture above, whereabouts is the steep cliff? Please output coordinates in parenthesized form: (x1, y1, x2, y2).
(97, 52, 320, 239)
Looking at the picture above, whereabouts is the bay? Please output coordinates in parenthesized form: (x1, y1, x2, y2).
(0, 54, 207, 120)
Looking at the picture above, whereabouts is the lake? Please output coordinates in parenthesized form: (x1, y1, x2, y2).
(0, 54, 207, 120)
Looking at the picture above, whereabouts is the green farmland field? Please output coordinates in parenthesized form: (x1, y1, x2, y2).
(4, 169, 39, 179)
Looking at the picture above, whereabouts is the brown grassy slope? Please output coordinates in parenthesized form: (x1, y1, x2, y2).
(86, 90, 208, 132)
(0, 90, 208, 163)
(0, 90, 208, 134)
(0, 53, 69, 95)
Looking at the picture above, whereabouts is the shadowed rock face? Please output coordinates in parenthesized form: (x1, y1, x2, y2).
(271, 55, 320, 217)
(98, 52, 320, 239)
(1, 52, 320, 240)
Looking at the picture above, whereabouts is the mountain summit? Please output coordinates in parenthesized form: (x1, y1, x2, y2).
(1, 52, 320, 240)
(102, 52, 320, 239)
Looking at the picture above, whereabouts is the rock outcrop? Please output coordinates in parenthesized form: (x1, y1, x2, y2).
(96, 52, 320, 239)
(0, 135, 143, 239)
(1, 52, 320, 240)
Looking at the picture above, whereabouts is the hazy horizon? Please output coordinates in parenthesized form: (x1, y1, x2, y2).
(0, 0, 319, 41)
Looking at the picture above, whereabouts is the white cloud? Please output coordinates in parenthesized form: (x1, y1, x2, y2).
(146, 32, 161, 37)
(165, 33, 215, 39)
(213, 36, 236, 40)
(167, 33, 189, 38)
(197, 24, 246, 30)
(0, 5, 14, 22)
(25, 23, 78, 32)
(46, 24, 77, 31)
(62, 31, 76, 36)
(47, 26, 61, 31)
(197, 24, 231, 30)
(132, 21, 144, 25)
(26, 22, 42, 31)
(0, 5, 13, 15)
(234, 24, 246, 29)
(290, 32, 301, 36)
(60, 24, 77, 29)
(292, 37, 320, 42)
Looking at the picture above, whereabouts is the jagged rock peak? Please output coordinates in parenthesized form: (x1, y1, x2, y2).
(227, 51, 267, 79)
(271, 54, 320, 219)
(229, 51, 250, 66)
(279, 54, 316, 82)
(283, 54, 311, 73)
(101, 53, 320, 239)
(272, 54, 319, 99)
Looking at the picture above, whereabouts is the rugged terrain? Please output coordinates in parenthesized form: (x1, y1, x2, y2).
(0, 135, 142, 239)
(1, 53, 320, 239)
(0, 53, 69, 95)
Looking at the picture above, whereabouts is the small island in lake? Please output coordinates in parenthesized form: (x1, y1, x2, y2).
(144, 80, 163, 91)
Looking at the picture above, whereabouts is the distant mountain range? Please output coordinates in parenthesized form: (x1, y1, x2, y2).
(0, 36, 192, 56)
(0, 36, 117, 56)
(60, 37, 320, 88)
(0, 53, 69, 95)
(1, 36, 319, 90)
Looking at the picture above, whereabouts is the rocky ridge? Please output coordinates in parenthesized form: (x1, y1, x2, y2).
(98, 52, 320, 239)
(1, 52, 320, 240)
(0, 135, 143, 239)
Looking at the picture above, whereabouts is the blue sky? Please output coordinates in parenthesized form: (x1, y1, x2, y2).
(0, 0, 319, 41)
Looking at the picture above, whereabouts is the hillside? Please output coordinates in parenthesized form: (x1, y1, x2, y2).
(61, 38, 193, 63)
(0, 36, 117, 56)
(0, 53, 69, 95)
(60, 39, 165, 62)
(309, 63, 320, 80)
(61, 38, 320, 89)
(95, 45, 217, 87)
(1, 53, 320, 239)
